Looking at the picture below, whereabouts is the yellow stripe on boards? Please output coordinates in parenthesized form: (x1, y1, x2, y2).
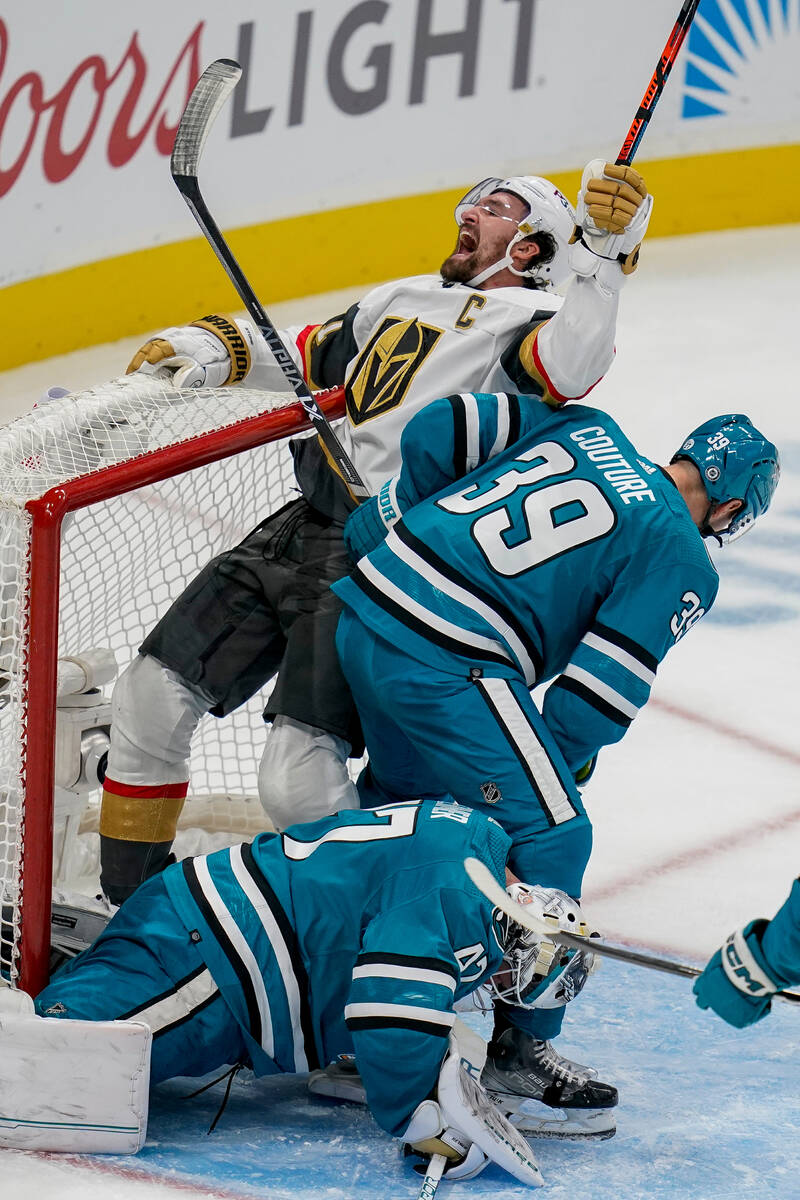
(3, 143, 799, 372)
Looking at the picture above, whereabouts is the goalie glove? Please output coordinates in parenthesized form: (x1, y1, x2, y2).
(126, 314, 256, 388)
(403, 1034, 544, 1187)
(569, 159, 653, 291)
(693, 920, 781, 1028)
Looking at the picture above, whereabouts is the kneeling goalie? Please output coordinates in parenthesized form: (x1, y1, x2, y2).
(0, 800, 598, 1187)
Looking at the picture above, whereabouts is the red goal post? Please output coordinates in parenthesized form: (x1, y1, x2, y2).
(0, 374, 344, 996)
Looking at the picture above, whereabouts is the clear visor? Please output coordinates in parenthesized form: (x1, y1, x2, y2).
(454, 177, 527, 226)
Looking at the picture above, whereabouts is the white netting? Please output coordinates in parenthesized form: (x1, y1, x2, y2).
(0, 374, 323, 985)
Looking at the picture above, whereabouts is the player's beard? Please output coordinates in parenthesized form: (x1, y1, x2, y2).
(440, 245, 481, 284)
(440, 227, 489, 285)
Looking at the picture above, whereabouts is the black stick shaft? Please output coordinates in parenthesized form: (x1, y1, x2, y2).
(171, 60, 368, 499)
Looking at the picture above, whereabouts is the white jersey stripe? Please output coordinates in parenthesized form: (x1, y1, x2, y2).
(132, 968, 219, 1034)
(461, 392, 481, 472)
(345, 1002, 456, 1028)
(193, 856, 275, 1059)
(380, 531, 539, 684)
(489, 392, 511, 459)
(480, 677, 576, 825)
(228, 844, 308, 1073)
(352, 963, 457, 992)
(358, 554, 517, 669)
(562, 663, 640, 720)
(582, 631, 656, 685)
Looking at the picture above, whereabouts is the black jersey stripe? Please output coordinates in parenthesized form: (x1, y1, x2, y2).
(393, 523, 544, 679)
(592, 621, 659, 672)
(181, 857, 263, 1046)
(346, 1015, 452, 1037)
(240, 842, 320, 1072)
(350, 565, 515, 669)
(552, 674, 633, 728)
(448, 394, 468, 478)
(356, 952, 458, 980)
(119, 962, 209, 1020)
(507, 392, 521, 447)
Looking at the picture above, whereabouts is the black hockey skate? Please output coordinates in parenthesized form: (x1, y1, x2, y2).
(482, 1026, 618, 1140)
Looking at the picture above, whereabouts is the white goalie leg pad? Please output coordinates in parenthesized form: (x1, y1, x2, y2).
(450, 1016, 487, 1080)
(0, 1010, 151, 1153)
(437, 1036, 544, 1188)
(259, 715, 359, 831)
(106, 653, 211, 784)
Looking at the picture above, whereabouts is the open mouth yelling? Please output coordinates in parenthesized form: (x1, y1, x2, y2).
(454, 227, 478, 257)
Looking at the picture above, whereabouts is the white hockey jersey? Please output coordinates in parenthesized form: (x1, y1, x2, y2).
(245, 272, 619, 515)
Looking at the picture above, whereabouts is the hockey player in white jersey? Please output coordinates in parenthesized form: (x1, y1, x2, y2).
(0, 801, 598, 1184)
(98, 162, 653, 905)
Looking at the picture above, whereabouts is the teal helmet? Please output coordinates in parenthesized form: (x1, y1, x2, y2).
(671, 414, 780, 542)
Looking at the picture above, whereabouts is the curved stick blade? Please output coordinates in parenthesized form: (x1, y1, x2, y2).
(171, 58, 242, 179)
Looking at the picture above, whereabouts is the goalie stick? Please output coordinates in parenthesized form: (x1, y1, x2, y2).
(617, 0, 702, 165)
(170, 59, 369, 501)
(464, 857, 800, 1006)
(416, 1152, 448, 1200)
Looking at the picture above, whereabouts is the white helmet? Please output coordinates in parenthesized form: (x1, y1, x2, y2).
(454, 175, 576, 290)
(487, 883, 596, 1009)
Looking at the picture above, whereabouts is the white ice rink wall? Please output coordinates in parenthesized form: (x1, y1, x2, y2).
(2, 0, 799, 369)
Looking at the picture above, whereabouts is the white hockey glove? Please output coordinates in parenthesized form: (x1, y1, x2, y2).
(0, 1003, 150, 1153)
(126, 314, 256, 388)
(403, 1032, 544, 1187)
(569, 159, 653, 291)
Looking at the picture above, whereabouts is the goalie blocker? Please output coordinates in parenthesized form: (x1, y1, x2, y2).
(0, 984, 150, 1154)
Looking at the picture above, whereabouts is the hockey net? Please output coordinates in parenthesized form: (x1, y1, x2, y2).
(0, 373, 345, 994)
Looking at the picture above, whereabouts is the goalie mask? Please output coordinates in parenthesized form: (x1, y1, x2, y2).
(454, 175, 576, 290)
(488, 884, 597, 1010)
(671, 413, 780, 543)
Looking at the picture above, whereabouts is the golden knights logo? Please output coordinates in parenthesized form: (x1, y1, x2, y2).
(346, 316, 442, 425)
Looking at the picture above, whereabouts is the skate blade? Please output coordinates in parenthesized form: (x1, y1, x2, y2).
(507, 1098, 616, 1141)
(307, 1068, 367, 1105)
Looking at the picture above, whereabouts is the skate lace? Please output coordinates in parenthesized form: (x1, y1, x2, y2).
(532, 1040, 594, 1087)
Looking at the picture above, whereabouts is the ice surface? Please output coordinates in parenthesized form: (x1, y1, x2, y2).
(1, 224, 798, 1198)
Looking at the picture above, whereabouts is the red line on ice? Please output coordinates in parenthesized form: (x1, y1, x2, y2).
(36, 1152, 254, 1199)
(586, 695, 800, 904)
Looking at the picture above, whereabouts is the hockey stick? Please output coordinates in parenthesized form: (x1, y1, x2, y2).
(416, 1152, 448, 1200)
(617, 0, 702, 165)
(171, 58, 369, 500)
(464, 857, 800, 1006)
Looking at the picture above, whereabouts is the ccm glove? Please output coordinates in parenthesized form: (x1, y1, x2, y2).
(569, 160, 653, 290)
(693, 920, 780, 1028)
(126, 315, 255, 387)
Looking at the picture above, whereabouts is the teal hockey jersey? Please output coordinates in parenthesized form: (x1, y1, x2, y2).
(163, 800, 510, 1136)
(335, 393, 719, 773)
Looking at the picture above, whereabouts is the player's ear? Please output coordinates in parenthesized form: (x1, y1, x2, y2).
(511, 237, 541, 268)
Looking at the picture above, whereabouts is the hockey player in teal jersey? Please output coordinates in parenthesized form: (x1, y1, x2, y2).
(694, 877, 800, 1027)
(7, 801, 596, 1182)
(333, 396, 779, 1136)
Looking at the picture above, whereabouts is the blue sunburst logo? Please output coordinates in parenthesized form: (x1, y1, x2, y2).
(682, 0, 800, 118)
